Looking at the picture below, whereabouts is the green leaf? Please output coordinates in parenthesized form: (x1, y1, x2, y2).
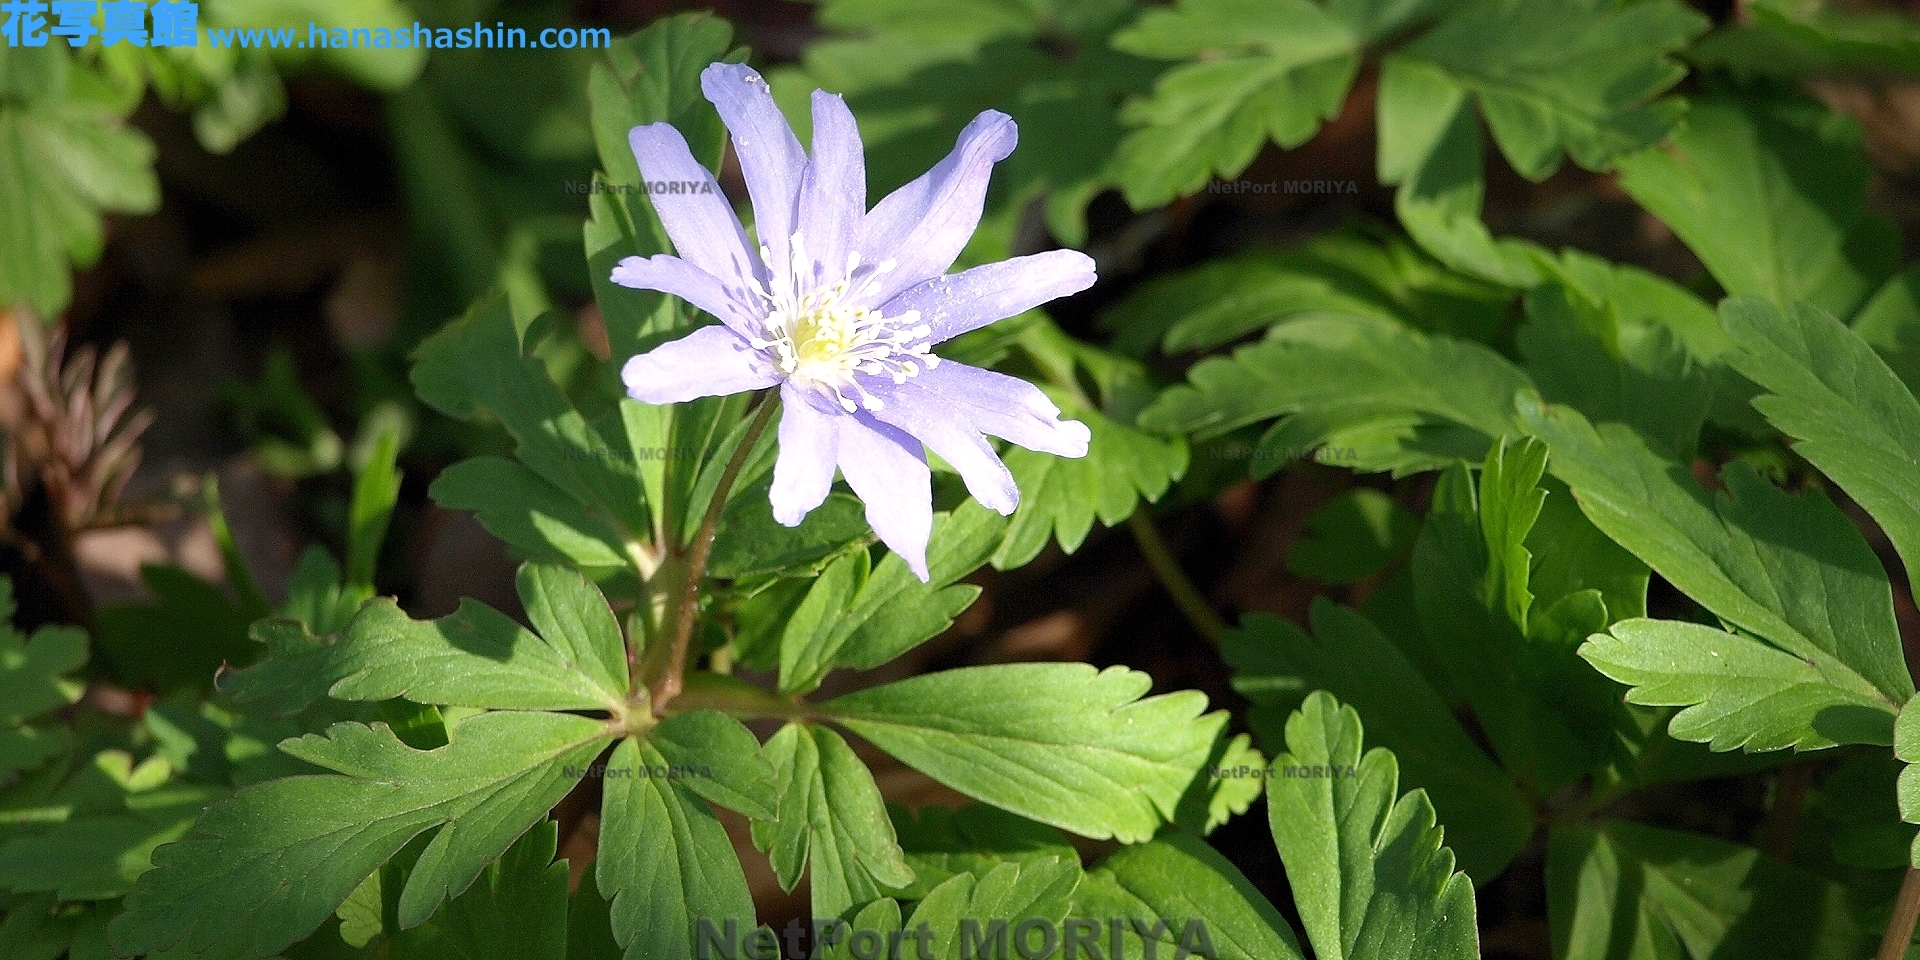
(1092, 832, 1307, 960)
(583, 12, 739, 353)
(1287, 489, 1419, 585)
(751, 723, 915, 919)
(1379, 56, 1549, 288)
(211, 617, 348, 718)
(110, 711, 613, 958)
(597, 737, 754, 960)
(647, 710, 777, 820)
(1140, 316, 1533, 475)
(1111, 0, 1364, 208)
(812, 898, 902, 960)
(777, 502, 1006, 693)
(1266, 691, 1478, 960)
(1537, 248, 1734, 365)
(1894, 697, 1920, 865)
(221, 563, 630, 714)
(826, 664, 1225, 843)
(890, 803, 1079, 900)
(428, 456, 632, 576)
(1412, 442, 1636, 788)
(1583, 619, 1898, 751)
(389, 819, 569, 960)
(514, 562, 633, 706)
(345, 427, 403, 594)
(773, 2, 1147, 245)
(0, 46, 160, 317)
(566, 867, 622, 960)
(986, 316, 1189, 569)
(93, 564, 256, 693)
(1099, 228, 1512, 358)
(903, 858, 1081, 960)
(1173, 731, 1266, 836)
(1522, 471, 1650, 629)
(0, 751, 220, 900)
(0, 581, 86, 776)
(1691, 0, 1920, 82)
(995, 400, 1189, 570)
(1615, 88, 1898, 320)
(1546, 820, 1874, 960)
(413, 296, 653, 567)
(1392, 0, 1705, 181)
(1519, 278, 1712, 459)
(1520, 397, 1914, 706)
(1375, 0, 1702, 286)
(1802, 752, 1914, 871)
(1722, 297, 1920, 602)
(1223, 602, 1533, 882)
(710, 483, 870, 580)
(0, 894, 95, 960)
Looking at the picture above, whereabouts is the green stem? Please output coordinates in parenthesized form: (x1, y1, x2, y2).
(1129, 509, 1229, 644)
(668, 671, 816, 721)
(1877, 866, 1920, 960)
(641, 392, 780, 714)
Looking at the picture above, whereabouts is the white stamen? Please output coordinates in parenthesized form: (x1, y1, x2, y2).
(746, 231, 939, 412)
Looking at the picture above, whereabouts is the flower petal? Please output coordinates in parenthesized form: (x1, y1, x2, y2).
(770, 385, 842, 526)
(627, 123, 760, 288)
(862, 379, 1018, 516)
(837, 414, 934, 581)
(794, 91, 866, 293)
(701, 63, 806, 279)
(621, 325, 779, 405)
(912, 362, 1091, 458)
(856, 110, 1017, 306)
(611, 254, 761, 335)
(883, 249, 1097, 344)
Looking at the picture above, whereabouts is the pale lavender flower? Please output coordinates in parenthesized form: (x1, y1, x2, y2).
(613, 63, 1095, 581)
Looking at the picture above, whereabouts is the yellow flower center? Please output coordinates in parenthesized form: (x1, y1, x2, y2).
(749, 234, 937, 412)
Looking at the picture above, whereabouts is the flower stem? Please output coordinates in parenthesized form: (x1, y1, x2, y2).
(642, 391, 780, 714)
(669, 670, 815, 721)
(1879, 867, 1920, 960)
(1128, 509, 1228, 644)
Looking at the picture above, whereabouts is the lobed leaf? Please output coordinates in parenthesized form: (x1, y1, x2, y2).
(1266, 691, 1479, 960)
(1225, 602, 1532, 882)
(220, 562, 630, 714)
(1521, 397, 1913, 707)
(109, 711, 613, 958)
(890, 803, 1079, 900)
(1098, 230, 1511, 359)
(1721, 297, 1920, 605)
(0, 46, 159, 317)
(1615, 88, 1897, 320)
(414, 297, 655, 567)
(0, 579, 86, 777)
(1112, 0, 1363, 208)
(597, 737, 754, 960)
(1584, 619, 1897, 752)
(387, 820, 569, 960)
(1547, 820, 1874, 959)
(777, 502, 1006, 694)
(826, 663, 1225, 843)
(1091, 833, 1306, 960)
(750, 723, 915, 919)
(1140, 316, 1533, 475)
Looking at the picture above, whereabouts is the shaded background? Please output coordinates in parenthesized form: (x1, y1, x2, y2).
(18, 0, 1920, 956)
